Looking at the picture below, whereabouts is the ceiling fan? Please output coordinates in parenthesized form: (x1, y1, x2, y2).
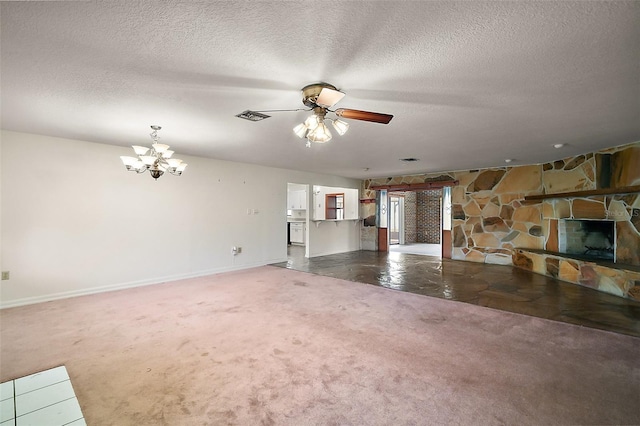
(236, 82, 393, 147)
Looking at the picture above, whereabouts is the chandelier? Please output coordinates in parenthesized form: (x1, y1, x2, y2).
(293, 107, 349, 148)
(120, 125, 187, 180)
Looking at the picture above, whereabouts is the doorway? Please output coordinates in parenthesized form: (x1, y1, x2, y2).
(389, 195, 404, 245)
(286, 183, 309, 261)
(388, 190, 442, 257)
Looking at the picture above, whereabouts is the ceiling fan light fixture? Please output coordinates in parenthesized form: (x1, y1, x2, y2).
(304, 114, 320, 130)
(307, 122, 332, 143)
(293, 123, 308, 138)
(331, 118, 349, 136)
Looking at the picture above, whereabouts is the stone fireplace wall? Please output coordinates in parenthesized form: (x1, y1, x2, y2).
(362, 166, 546, 265)
(361, 141, 640, 300)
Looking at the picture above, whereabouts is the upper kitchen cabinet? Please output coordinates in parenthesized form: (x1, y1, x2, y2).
(288, 189, 307, 210)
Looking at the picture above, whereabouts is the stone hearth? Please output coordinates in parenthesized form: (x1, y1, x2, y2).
(513, 249, 640, 301)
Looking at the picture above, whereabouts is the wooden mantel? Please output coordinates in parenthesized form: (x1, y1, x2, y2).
(524, 185, 640, 201)
(370, 180, 459, 192)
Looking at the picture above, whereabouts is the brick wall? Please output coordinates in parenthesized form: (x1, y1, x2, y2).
(389, 191, 418, 244)
(417, 190, 441, 243)
(404, 192, 417, 243)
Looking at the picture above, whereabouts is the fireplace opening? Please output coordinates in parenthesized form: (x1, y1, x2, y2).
(558, 219, 615, 262)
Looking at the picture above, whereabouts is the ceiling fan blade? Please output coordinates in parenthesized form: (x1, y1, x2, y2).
(335, 108, 393, 124)
(316, 87, 345, 108)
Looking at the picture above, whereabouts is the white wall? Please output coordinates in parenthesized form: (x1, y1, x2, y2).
(0, 131, 360, 307)
(307, 185, 360, 257)
(0, 133, 3, 279)
(308, 220, 361, 257)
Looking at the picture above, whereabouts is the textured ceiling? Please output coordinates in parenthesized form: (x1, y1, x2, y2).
(1, 1, 639, 179)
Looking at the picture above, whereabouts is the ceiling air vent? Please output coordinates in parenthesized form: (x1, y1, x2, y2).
(400, 157, 420, 162)
(235, 110, 271, 122)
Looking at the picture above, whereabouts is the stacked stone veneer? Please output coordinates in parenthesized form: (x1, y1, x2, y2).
(361, 141, 640, 300)
(513, 249, 640, 300)
(514, 142, 640, 300)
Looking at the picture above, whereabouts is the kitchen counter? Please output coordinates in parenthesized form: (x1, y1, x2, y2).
(287, 218, 307, 222)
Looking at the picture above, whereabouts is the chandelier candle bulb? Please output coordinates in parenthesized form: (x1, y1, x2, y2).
(132, 146, 149, 155)
(120, 156, 138, 170)
(152, 143, 170, 153)
(167, 159, 182, 168)
(140, 156, 156, 165)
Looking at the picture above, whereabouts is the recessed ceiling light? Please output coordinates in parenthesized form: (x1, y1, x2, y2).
(399, 158, 420, 162)
(504, 159, 513, 163)
(553, 143, 565, 149)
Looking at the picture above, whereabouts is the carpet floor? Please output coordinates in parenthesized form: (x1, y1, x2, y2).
(1, 266, 639, 425)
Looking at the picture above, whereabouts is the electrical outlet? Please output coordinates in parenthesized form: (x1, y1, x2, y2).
(236, 247, 242, 254)
(1, 271, 9, 280)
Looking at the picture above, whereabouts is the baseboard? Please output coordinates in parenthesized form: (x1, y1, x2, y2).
(0, 261, 268, 309)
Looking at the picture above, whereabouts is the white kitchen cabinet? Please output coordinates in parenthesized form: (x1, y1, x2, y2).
(288, 190, 307, 210)
(290, 222, 305, 244)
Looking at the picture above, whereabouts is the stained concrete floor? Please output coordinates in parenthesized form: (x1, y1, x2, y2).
(273, 246, 640, 338)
